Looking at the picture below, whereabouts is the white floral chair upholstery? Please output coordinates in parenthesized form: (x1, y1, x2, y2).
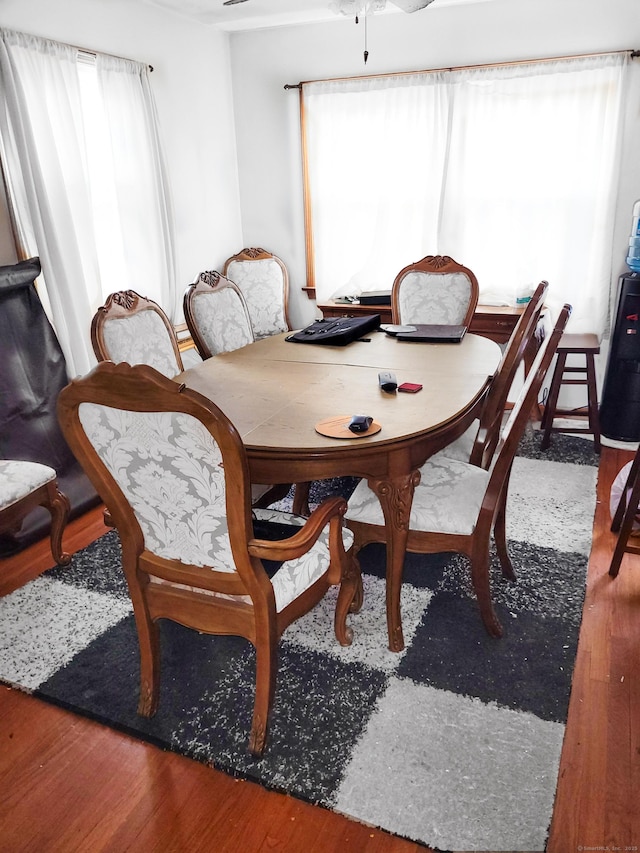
(391, 254, 480, 327)
(0, 460, 70, 565)
(345, 303, 571, 646)
(91, 290, 184, 378)
(183, 270, 254, 360)
(57, 361, 358, 756)
(223, 248, 290, 340)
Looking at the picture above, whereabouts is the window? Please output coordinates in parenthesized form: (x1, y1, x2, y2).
(301, 53, 628, 335)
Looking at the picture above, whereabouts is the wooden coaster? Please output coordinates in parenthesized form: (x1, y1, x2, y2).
(315, 415, 382, 439)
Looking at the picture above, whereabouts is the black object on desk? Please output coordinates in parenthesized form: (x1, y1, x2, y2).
(286, 314, 381, 346)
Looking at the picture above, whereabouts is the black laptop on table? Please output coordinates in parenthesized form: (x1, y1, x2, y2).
(395, 324, 467, 343)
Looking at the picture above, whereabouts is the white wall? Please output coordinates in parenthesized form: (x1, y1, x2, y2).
(0, 0, 243, 320)
(228, 0, 640, 330)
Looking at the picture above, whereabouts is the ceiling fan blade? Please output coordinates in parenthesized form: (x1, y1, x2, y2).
(223, 0, 250, 6)
(389, 0, 436, 11)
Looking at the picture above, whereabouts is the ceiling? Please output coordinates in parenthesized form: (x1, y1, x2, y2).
(142, 0, 492, 32)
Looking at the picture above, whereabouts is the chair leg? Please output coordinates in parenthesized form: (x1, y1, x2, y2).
(349, 570, 364, 613)
(609, 455, 640, 578)
(540, 351, 567, 450)
(493, 475, 516, 581)
(45, 483, 71, 566)
(585, 352, 601, 453)
(135, 611, 161, 718)
(250, 628, 277, 756)
(292, 481, 312, 517)
(335, 555, 360, 646)
(470, 546, 503, 638)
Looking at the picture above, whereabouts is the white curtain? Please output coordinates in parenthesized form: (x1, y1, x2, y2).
(303, 53, 628, 336)
(0, 29, 175, 377)
(304, 72, 450, 299)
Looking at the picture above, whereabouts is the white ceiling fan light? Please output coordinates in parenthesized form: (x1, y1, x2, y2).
(328, 0, 435, 14)
(389, 0, 436, 11)
(328, 0, 385, 15)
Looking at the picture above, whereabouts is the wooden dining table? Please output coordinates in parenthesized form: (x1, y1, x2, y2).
(177, 327, 502, 651)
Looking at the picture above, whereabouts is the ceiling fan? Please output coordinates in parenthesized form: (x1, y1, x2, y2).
(221, 0, 436, 63)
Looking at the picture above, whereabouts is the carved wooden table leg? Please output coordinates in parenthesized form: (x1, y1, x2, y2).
(369, 469, 421, 653)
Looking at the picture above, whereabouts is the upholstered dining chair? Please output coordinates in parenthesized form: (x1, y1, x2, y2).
(183, 270, 255, 360)
(433, 280, 549, 469)
(223, 249, 310, 515)
(223, 247, 291, 340)
(57, 361, 358, 756)
(183, 269, 308, 513)
(91, 290, 184, 378)
(0, 460, 71, 565)
(391, 254, 480, 327)
(345, 303, 571, 647)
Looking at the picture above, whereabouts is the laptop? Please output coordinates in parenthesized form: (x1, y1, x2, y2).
(396, 324, 468, 343)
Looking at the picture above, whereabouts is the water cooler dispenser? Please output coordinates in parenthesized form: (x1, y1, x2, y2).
(600, 272, 640, 440)
(600, 203, 640, 441)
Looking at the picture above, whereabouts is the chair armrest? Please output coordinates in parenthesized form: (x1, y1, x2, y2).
(248, 496, 347, 563)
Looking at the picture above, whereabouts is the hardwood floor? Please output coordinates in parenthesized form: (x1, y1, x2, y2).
(1, 445, 639, 852)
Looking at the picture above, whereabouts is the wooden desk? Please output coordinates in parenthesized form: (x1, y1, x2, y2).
(318, 300, 523, 345)
(178, 331, 501, 651)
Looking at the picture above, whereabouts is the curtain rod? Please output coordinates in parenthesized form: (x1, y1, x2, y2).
(284, 48, 638, 89)
(4, 29, 154, 72)
(74, 44, 153, 72)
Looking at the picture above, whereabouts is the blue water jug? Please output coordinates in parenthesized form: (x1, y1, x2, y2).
(627, 200, 640, 272)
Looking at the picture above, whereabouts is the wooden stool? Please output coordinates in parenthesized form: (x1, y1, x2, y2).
(540, 332, 601, 452)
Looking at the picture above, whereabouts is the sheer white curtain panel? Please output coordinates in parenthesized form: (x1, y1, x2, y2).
(0, 29, 175, 377)
(0, 30, 99, 377)
(304, 73, 450, 300)
(439, 54, 628, 334)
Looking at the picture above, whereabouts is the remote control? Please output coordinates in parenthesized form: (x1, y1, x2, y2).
(378, 371, 398, 392)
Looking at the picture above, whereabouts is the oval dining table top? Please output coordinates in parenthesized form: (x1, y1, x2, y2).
(178, 328, 501, 458)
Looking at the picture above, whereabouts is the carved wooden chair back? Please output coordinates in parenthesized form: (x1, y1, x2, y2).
(183, 270, 255, 360)
(345, 303, 572, 646)
(57, 361, 357, 755)
(469, 280, 549, 468)
(223, 248, 291, 340)
(91, 290, 184, 378)
(391, 254, 480, 327)
(430, 281, 549, 470)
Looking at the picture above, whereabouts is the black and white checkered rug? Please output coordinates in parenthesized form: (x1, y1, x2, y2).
(0, 432, 599, 852)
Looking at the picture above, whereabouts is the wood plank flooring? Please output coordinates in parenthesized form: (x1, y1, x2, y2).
(1, 445, 639, 852)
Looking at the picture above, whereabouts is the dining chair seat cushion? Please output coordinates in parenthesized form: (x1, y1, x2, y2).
(78, 403, 353, 613)
(102, 311, 181, 378)
(346, 454, 490, 535)
(429, 419, 479, 464)
(226, 257, 288, 339)
(0, 460, 57, 510)
(192, 288, 254, 355)
(397, 271, 473, 325)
